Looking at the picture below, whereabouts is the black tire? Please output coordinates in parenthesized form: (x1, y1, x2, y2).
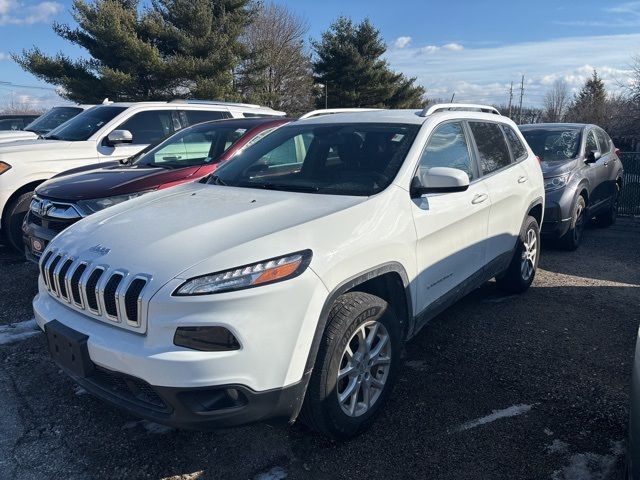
(1, 191, 32, 253)
(496, 215, 540, 294)
(596, 183, 619, 227)
(300, 291, 401, 439)
(558, 195, 586, 251)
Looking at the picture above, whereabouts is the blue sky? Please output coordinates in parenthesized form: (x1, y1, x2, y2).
(1, 0, 640, 109)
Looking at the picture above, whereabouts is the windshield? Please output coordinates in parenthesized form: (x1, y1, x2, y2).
(208, 122, 420, 196)
(24, 106, 84, 135)
(520, 128, 582, 162)
(134, 122, 259, 168)
(43, 106, 127, 141)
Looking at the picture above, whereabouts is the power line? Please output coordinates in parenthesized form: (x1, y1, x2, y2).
(0, 80, 58, 92)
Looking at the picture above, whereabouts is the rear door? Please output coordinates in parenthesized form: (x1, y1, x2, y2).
(594, 128, 618, 204)
(411, 121, 491, 317)
(468, 121, 530, 271)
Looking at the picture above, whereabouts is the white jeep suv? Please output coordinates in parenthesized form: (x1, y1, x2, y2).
(33, 104, 544, 438)
(0, 100, 284, 251)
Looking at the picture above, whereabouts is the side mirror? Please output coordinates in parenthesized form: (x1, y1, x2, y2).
(410, 167, 470, 198)
(586, 150, 601, 164)
(105, 129, 133, 147)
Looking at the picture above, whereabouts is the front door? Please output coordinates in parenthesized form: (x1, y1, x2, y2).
(411, 121, 490, 317)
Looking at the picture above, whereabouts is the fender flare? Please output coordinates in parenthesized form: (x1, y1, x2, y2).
(290, 262, 412, 422)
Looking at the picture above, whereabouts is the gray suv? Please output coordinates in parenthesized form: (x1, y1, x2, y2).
(519, 123, 624, 250)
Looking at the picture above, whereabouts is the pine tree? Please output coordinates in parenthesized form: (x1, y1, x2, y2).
(566, 70, 608, 125)
(312, 17, 425, 109)
(13, 0, 254, 103)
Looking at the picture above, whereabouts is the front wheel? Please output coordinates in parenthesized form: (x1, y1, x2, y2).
(496, 215, 540, 294)
(300, 292, 401, 439)
(2, 191, 33, 253)
(558, 195, 586, 251)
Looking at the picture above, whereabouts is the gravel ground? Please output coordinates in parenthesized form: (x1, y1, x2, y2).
(0, 218, 639, 480)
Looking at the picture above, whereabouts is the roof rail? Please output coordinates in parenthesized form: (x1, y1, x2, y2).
(419, 103, 500, 117)
(168, 99, 270, 110)
(299, 108, 383, 119)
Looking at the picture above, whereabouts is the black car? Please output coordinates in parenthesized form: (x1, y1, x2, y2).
(0, 114, 40, 131)
(519, 123, 624, 249)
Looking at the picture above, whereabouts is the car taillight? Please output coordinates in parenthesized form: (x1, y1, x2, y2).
(535, 155, 542, 165)
(614, 148, 620, 156)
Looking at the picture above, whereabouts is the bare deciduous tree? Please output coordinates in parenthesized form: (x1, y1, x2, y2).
(238, 2, 314, 116)
(542, 78, 569, 122)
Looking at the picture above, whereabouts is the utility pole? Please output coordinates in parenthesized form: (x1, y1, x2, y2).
(507, 81, 514, 118)
(518, 75, 525, 124)
(450, 92, 456, 102)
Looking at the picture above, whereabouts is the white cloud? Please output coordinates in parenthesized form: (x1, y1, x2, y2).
(0, 52, 10, 61)
(416, 43, 464, 55)
(442, 43, 464, 51)
(558, 1, 640, 27)
(0, 0, 62, 25)
(386, 34, 637, 107)
(393, 36, 412, 49)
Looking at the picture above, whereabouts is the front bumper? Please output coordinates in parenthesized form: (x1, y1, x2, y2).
(541, 187, 575, 238)
(33, 268, 328, 428)
(22, 210, 80, 263)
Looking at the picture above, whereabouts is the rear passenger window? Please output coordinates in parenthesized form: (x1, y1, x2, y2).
(418, 122, 474, 180)
(118, 110, 175, 145)
(502, 125, 527, 161)
(185, 110, 229, 126)
(595, 129, 611, 154)
(469, 122, 512, 175)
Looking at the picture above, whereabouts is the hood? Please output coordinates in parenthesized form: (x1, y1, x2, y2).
(49, 182, 366, 280)
(0, 139, 87, 161)
(0, 130, 38, 144)
(36, 163, 201, 200)
(540, 158, 579, 178)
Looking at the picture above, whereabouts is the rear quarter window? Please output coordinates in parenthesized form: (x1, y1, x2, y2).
(469, 122, 512, 175)
(502, 125, 527, 161)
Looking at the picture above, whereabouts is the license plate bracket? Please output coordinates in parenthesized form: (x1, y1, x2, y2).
(45, 320, 94, 378)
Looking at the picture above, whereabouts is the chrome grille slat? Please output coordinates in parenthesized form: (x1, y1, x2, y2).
(40, 249, 150, 332)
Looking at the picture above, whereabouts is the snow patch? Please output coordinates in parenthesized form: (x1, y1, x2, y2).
(255, 466, 287, 480)
(547, 439, 569, 454)
(551, 440, 624, 480)
(0, 319, 41, 345)
(74, 386, 88, 396)
(456, 404, 533, 431)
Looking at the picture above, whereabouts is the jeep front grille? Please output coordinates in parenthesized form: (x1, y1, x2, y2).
(40, 250, 151, 331)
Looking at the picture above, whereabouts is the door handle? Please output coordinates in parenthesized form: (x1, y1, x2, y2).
(472, 193, 488, 204)
(604, 161, 609, 166)
(517, 176, 528, 183)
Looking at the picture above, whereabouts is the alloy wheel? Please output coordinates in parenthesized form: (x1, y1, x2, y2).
(520, 227, 537, 281)
(337, 320, 391, 417)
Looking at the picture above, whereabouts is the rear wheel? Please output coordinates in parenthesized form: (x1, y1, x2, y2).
(496, 215, 539, 294)
(300, 292, 400, 439)
(596, 183, 619, 227)
(558, 195, 586, 251)
(2, 191, 32, 253)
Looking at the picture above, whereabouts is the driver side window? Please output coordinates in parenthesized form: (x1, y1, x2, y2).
(586, 131, 599, 155)
(418, 122, 474, 180)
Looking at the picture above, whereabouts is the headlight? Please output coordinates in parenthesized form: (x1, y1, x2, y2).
(544, 173, 570, 192)
(0, 161, 11, 175)
(174, 250, 313, 296)
(76, 191, 153, 214)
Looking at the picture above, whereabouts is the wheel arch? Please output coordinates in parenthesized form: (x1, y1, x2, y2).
(1, 180, 44, 226)
(290, 262, 412, 422)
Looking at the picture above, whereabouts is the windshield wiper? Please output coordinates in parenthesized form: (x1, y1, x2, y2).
(209, 175, 228, 186)
(248, 183, 320, 193)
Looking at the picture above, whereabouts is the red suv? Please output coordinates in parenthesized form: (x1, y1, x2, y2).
(23, 117, 290, 262)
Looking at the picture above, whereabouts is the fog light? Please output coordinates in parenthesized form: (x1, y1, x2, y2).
(174, 326, 241, 352)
